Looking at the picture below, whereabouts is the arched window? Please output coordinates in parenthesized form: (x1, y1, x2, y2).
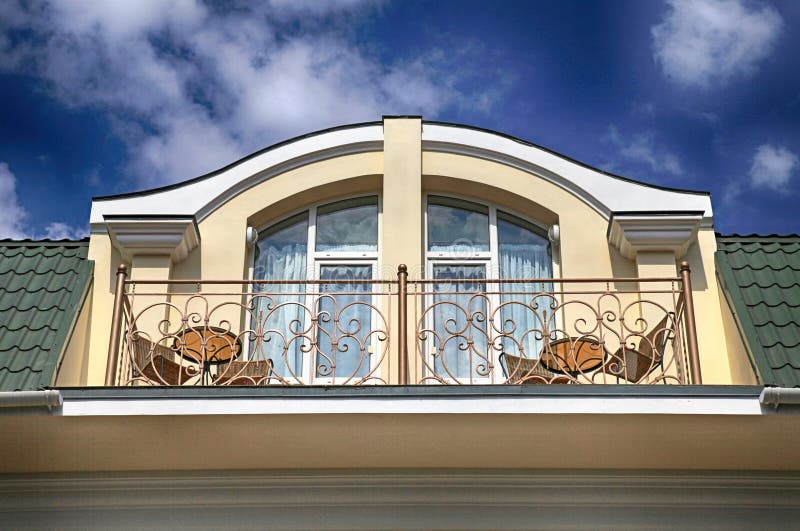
(252, 196, 379, 382)
(424, 195, 553, 382)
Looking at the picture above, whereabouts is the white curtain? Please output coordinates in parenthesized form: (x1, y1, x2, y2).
(432, 265, 488, 380)
(252, 218, 308, 378)
(499, 240, 552, 363)
(316, 265, 372, 379)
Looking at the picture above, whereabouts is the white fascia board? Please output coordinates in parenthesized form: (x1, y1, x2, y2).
(58, 395, 765, 417)
(422, 124, 713, 220)
(89, 125, 384, 228)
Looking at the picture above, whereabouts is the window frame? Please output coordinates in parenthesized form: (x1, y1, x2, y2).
(423, 193, 558, 383)
(246, 194, 382, 383)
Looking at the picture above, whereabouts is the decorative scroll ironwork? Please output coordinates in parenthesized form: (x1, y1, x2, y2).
(411, 278, 689, 385)
(113, 280, 392, 386)
(107, 269, 699, 387)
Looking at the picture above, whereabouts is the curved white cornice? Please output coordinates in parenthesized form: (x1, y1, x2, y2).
(90, 120, 713, 232)
(90, 124, 385, 229)
(421, 123, 713, 220)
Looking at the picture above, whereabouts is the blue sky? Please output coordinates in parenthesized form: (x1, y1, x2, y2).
(0, 0, 798, 238)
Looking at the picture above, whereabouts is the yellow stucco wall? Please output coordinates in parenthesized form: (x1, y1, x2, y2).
(683, 229, 735, 383)
(84, 234, 121, 385)
(78, 118, 750, 386)
(54, 284, 93, 387)
(718, 279, 759, 385)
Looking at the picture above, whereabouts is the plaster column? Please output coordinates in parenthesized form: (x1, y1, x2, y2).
(88, 217, 199, 385)
(381, 117, 423, 383)
(128, 254, 174, 343)
(635, 250, 679, 339)
(608, 213, 702, 382)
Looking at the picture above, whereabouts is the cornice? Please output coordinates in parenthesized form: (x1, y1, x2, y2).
(104, 215, 200, 263)
(607, 212, 703, 260)
(2, 470, 798, 529)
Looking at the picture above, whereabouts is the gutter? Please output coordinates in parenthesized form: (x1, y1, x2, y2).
(759, 387, 800, 408)
(0, 390, 63, 410)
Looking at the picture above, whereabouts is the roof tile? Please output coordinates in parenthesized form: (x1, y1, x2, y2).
(0, 241, 92, 391)
(716, 235, 800, 387)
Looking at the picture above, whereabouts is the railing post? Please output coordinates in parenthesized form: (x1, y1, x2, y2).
(105, 264, 128, 386)
(680, 261, 702, 385)
(397, 264, 409, 385)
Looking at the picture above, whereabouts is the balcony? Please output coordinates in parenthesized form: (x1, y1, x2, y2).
(105, 264, 702, 386)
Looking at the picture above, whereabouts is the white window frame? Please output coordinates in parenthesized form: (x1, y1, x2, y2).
(248, 194, 381, 384)
(423, 194, 557, 383)
(311, 259, 379, 385)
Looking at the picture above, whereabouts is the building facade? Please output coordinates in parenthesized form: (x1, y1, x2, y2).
(1, 117, 798, 529)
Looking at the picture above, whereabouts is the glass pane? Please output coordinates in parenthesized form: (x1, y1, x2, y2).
(431, 264, 489, 380)
(251, 212, 309, 378)
(317, 265, 373, 380)
(427, 196, 489, 252)
(497, 211, 553, 364)
(316, 197, 378, 252)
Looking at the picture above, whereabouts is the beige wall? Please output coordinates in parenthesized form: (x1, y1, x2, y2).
(718, 280, 759, 385)
(2, 410, 799, 473)
(77, 118, 744, 386)
(85, 234, 122, 385)
(683, 229, 735, 384)
(54, 285, 93, 387)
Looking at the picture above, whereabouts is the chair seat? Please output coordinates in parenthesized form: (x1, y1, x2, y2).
(501, 353, 571, 384)
(603, 346, 661, 383)
(215, 359, 274, 386)
(132, 338, 199, 385)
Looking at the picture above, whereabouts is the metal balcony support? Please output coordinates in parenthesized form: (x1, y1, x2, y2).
(680, 261, 702, 385)
(397, 264, 409, 385)
(105, 264, 128, 386)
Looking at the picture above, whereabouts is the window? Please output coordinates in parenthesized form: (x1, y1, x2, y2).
(252, 196, 379, 382)
(424, 195, 553, 382)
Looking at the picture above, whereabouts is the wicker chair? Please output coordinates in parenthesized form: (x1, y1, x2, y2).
(500, 352, 572, 384)
(214, 359, 274, 386)
(131, 337, 199, 385)
(603, 310, 676, 383)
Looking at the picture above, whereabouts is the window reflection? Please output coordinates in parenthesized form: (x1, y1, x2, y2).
(427, 195, 490, 252)
(316, 196, 378, 252)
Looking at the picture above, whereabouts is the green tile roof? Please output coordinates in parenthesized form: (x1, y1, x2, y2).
(716, 235, 800, 387)
(0, 240, 93, 391)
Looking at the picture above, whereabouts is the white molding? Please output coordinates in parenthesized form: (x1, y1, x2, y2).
(89, 123, 714, 230)
(105, 217, 200, 263)
(89, 126, 385, 226)
(57, 394, 765, 417)
(421, 125, 713, 220)
(2, 470, 798, 529)
(607, 213, 703, 259)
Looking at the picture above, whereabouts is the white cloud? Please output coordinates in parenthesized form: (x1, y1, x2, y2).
(0, 162, 86, 240)
(0, 0, 505, 189)
(0, 162, 28, 239)
(652, 0, 783, 88)
(749, 144, 798, 191)
(606, 125, 683, 176)
(42, 222, 87, 240)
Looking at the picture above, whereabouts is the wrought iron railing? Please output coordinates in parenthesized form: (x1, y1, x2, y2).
(105, 263, 701, 386)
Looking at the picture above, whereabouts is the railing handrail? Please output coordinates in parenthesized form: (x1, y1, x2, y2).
(125, 278, 399, 286)
(408, 277, 681, 284)
(123, 276, 681, 286)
